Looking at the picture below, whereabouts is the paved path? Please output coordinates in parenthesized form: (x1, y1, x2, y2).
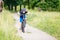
(12, 13, 57, 40)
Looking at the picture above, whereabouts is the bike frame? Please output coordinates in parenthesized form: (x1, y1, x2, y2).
(21, 13, 26, 32)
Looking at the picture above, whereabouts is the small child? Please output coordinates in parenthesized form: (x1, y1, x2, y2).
(20, 8, 27, 22)
(19, 8, 27, 32)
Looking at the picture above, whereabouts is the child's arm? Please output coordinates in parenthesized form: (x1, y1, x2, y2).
(26, 11, 30, 15)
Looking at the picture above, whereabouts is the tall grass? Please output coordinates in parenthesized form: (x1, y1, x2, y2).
(27, 10, 60, 40)
(0, 10, 21, 40)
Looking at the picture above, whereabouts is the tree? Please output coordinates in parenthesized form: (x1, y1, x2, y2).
(3, 0, 19, 10)
(31, 0, 41, 9)
(27, 0, 30, 9)
(3, 0, 60, 11)
(18, 0, 23, 10)
(45, 0, 59, 11)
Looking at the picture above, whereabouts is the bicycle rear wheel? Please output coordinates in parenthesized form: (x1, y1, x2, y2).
(22, 20, 26, 33)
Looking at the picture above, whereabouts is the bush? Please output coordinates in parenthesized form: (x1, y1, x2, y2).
(37, 2, 48, 11)
(36, 0, 59, 11)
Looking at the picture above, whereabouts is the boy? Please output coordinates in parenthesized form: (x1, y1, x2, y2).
(19, 8, 27, 32)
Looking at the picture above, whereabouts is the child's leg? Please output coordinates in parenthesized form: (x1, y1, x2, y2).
(21, 22, 25, 33)
(23, 19, 26, 28)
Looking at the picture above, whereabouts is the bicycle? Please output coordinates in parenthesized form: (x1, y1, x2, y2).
(21, 13, 26, 33)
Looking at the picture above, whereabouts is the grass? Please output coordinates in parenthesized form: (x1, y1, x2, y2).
(0, 10, 21, 40)
(27, 10, 60, 40)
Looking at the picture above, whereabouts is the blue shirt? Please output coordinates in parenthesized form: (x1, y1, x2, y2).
(20, 12, 26, 18)
(20, 12, 26, 22)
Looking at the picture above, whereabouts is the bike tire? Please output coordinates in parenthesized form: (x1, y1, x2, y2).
(22, 20, 26, 32)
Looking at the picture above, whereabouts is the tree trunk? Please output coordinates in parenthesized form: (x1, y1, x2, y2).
(28, 0, 30, 9)
(8, 5, 10, 10)
(20, 5, 22, 11)
(15, 5, 17, 11)
(32, 6, 34, 10)
(24, 4, 25, 8)
(11, 4, 13, 10)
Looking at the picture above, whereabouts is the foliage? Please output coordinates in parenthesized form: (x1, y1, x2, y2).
(36, 0, 59, 11)
(3, 0, 60, 11)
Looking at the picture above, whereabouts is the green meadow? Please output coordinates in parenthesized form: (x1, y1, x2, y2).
(0, 10, 21, 40)
(27, 10, 60, 40)
(0, 9, 60, 40)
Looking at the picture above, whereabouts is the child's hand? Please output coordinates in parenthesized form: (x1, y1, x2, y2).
(27, 11, 30, 15)
(25, 11, 28, 13)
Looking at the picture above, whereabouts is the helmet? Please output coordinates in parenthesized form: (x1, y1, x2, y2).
(21, 8, 27, 14)
(21, 8, 26, 12)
